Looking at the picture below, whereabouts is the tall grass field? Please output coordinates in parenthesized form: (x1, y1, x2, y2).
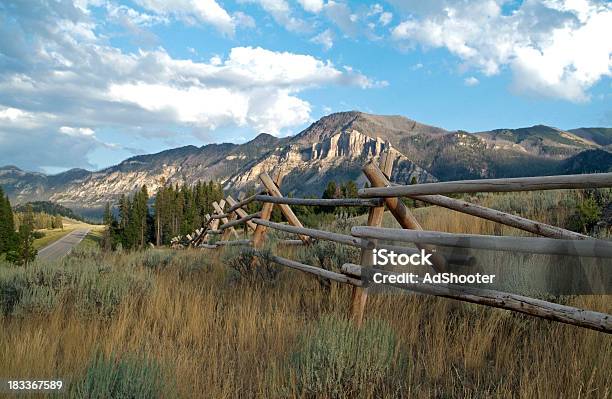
(0, 190, 610, 398)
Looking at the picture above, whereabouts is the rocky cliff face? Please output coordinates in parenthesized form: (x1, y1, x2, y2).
(225, 128, 436, 196)
(2, 111, 610, 216)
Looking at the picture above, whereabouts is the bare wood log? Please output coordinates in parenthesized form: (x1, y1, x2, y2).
(252, 172, 282, 249)
(226, 195, 257, 231)
(258, 254, 362, 286)
(351, 227, 612, 258)
(277, 239, 308, 246)
(213, 201, 240, 240)
(351, 152, 394, 327)
(376, 243, 476, 266)
(216, 239, 252, 246)
(252, 218, 373, 249)
(362, 160, 449, 272)
(359, 172, 612, 197)
(225, 191, 265, 214)
(210, 213, 229, 220)
(219, 211, 262, 230)
(253, 195, 383, 207)
(341, 263, 612, 333)
(199, 244, 218, 249)
(259, 172, 310, 244)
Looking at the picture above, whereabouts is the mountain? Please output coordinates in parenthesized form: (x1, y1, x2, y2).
(1, 111, 610, 217)
(556, 149, 612, 174)
(568, 128, 612, 147)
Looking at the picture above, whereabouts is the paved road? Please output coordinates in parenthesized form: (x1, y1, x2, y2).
(37, 229, 90, 262)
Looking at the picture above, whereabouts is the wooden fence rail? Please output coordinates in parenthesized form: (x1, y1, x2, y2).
(169, 152, 612, 334)
(253, 195, 383, 207)
(351, 227, 612, 258)
(341, 263, 612, 333)
(359, 172, 612, 197)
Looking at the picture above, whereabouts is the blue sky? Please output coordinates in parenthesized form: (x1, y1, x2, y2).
(0, 0, 610, 174)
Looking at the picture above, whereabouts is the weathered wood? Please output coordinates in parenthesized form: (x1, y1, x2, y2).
(216, 239, 252, 246)
(362, 160, 449, 272)
(226, 195, 257, 231)
(213, 200, 240, 240)
(258, 254, 362, 286)
(359, 172, 612, 197)
(259, 172, 310, 244)
(253, 195, 383, 207)
(376, 243, 476, 266)
(277, 239, 308, 246)
(210, 213, 229, 220)
(225, 191, 265, 214)
(252, 172, 282, 249)
(351, 152, 394, 327)
(199, 244, 218, 249)
(351, 227, 612, 258)
(341, 263, 612, 334)
(252, 218, 373, 249)
(219, 211, 261, 231)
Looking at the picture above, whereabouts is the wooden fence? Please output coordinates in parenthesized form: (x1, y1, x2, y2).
(170, 152, 612, 334)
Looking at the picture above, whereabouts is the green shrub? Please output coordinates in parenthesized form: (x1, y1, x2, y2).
(0, 273, 26, 316)
(71, 352, 168, 399)
(32, 231, 45, 239)
(0, 252, 152, 317)
(286, 315, 405, 398)
(224, 246, 281, 285)
(142, 250, 175, 270)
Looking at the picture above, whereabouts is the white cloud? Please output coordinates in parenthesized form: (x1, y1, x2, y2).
(379, 11, 393, 26)
(105, 3, 168, 27)
(233, 11, 256, 28)
(59, 126, 95, 136)
(297, 0, 324, 13)
(134, 0, 236, 34)
(464, 76, 479, 86)
(106, 46, 379, 132)
(240, 0, 308, 32)
(391, 0, 612, 102)
(0, 1, 381, 170)
(311, 29, 334, 50)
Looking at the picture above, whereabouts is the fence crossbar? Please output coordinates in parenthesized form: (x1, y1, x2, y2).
(341, 263, 612, 334)
(252, 218, 373, 249)
(351, 226, 612, 258)
(358, 172, 612, 197)
(253, 195, 383, 207)
(251, 252, 362, 286)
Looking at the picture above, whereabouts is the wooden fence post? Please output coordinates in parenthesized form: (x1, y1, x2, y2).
(252, 171, 283, 249)
(350, 151, 394, 327)
(259, 172, 311, 244)
(226, 195, 257, 232)
(213, 200, 240, 241)
(362, 160, 449, 273)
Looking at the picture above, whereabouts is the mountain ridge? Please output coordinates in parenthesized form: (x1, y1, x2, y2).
(1, 111, 610, 217)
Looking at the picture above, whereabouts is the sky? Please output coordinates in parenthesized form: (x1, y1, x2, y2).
(0, 0, 610, 174)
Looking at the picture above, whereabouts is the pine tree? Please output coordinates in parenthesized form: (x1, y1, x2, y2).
(7, 204, 37, 266)
(323, 181, 338, 199)
(0, 187, 18, 255)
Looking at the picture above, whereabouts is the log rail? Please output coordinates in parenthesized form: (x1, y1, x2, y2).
(168, 155, 612, 334)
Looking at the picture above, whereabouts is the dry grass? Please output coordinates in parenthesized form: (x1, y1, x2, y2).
(0, 247, 610, 398)
(0, 190, 611, 398)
